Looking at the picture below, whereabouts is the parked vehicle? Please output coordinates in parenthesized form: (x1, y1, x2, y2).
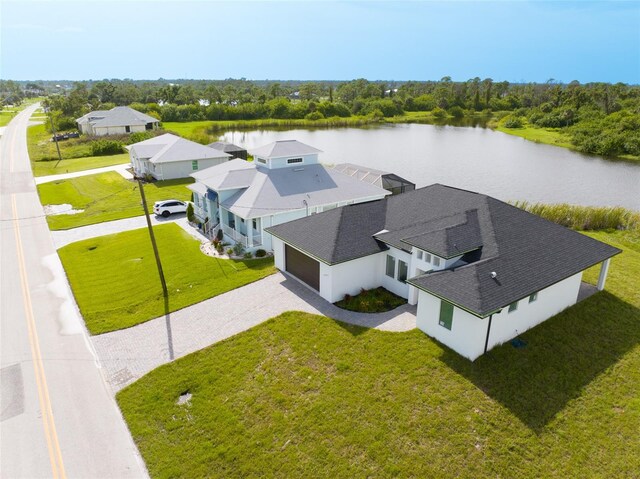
(153, 200, 188, 217)
(51, 131, 80, 142)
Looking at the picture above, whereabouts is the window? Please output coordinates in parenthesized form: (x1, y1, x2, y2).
(385, 255, 395, 278)
(257, 157, 267, 164)
(417, 250, 423, 260)
(287, 157, 303, 164)
(529, 292, 538, 303)
(425, 253, 432, 263)
(439, 300, 454, 330)
(252, 219, 257, 230)
(508, 301, 518, 313)
(194, 195, 199, 206)
(433, 256, 441, 267)
(203, 199, 208, 212)
(192, 160, 199, 171)
(397, 260, 408, 283)
(125, 125, 131, 133)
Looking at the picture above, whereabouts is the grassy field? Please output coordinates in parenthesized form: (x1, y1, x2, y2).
(496, 124, 574, 150)
(59, 223, 276, 334)
(117, 229, 639, 478)
(38, 171, 193, 230)
(33, 153, 130, 176)
(0, 97, 43, 126)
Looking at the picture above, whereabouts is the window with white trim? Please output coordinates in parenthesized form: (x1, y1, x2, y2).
(508, 301, 518, 313)
(257, 157, 267, 164)
(425, 253, 432, 263)
(287, 157, 303, 164)
(529, 292, 538, 303)
(192, 160, 199, 170)
(433, 256, 441, 267)
(417, 250, 423, 260)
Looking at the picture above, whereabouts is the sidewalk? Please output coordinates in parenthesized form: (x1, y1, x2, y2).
(51, 214, 208, 249)
(92, 272, 417, 393)
(35, 162, 132, 184)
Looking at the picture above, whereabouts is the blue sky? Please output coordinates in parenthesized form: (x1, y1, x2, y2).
(1, 0, 639, 83)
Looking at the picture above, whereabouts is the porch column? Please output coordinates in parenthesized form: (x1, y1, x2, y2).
(247, 219, 253, 248)
(597, 258, 611, 291)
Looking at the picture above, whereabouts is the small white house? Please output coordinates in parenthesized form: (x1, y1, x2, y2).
(266, 184, 621, 360)
(188, 140, 390, 251)
(76, 106, 159, 136)
(128, 133, 232, 181)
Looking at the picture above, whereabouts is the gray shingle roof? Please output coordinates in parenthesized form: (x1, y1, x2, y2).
(249, 140, 322, 159)
(130, 133, 231, 164)
(76, 106, 158, 128)
(267, 184, 621, 316)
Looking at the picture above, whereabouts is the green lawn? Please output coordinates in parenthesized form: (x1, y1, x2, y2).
(0, 110, 18, 127)
(38, 171, 193, 230)
(59, 223, 276, 334)
(33, 152, 130, 176)
(118, 229, 640, 478)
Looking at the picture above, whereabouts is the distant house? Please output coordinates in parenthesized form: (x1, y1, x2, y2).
(266, 184, 620, 360)
(188, 140, 389, 250)
(76, 106, 159, 136)
(128, 133, 231, 181)
(207, 141, 248, 161)
(328, 163, 415, 195)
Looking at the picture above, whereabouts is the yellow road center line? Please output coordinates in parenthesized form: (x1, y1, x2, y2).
(12, 195, 66, 479)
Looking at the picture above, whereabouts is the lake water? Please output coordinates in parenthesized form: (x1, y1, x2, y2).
(220, 124, 640, 210)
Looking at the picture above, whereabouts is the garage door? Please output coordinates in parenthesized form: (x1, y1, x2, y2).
(285, 244, 320, 291)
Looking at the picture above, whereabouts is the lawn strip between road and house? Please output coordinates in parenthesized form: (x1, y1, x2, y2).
(58, 223, 276, 335)
(32, 152, 130, 177)
(37, 171, 193, 230)
(116, 229, 640, 478)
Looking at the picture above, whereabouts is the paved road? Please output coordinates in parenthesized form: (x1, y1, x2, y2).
(0, 104, 148, 478)
(93, 272, 417, 393)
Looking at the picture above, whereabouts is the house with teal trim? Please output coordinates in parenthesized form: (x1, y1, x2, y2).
(266, 184, 620, 360)
(188, 140, 390, 251)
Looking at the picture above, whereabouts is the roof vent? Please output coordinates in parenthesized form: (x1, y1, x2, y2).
(293, 167, 305, 172)
(490, 272, 497, 279)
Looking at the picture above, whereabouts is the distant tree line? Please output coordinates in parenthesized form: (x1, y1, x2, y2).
(31, 77, 640, 158)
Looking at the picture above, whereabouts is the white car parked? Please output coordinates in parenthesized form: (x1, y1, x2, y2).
(153, 199, 188, 217)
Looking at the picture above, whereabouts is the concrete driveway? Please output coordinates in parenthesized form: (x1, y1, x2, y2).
(92, 272, 416, 393)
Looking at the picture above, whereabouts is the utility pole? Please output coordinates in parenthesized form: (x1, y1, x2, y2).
(43, 99, 63, 166)
(135, 177, 168, 298)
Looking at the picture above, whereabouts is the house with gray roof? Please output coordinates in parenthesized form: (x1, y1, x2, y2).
(188, 140, 390, 250)
(266, 184, 620, 360)
(128, 133, 231, 180)
(76, 106, 159, 136)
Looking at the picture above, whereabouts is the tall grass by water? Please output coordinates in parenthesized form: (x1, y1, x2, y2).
(514, 201, 640, 231)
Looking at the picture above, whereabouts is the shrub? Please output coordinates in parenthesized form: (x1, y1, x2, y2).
(503, 115, 524, 128)
(90, 139, 123, 156)
(243, 252, 253, 259)
(448, 106, 465, 119)
(233, 242, 245, 257)
(432, 107, 447, 119)
(216, 228, 224, 242)
(186, 203, 195, 223)
(255, 249, 267, 258)
(305, 111, 324, 121)
(127, 131, 155, 144)
(226, 248, 234, 256)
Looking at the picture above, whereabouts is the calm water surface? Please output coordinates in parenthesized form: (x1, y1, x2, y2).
(220, 124, 640, 210)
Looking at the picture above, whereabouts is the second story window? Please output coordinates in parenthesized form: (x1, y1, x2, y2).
(287, 157, 303, 164)
(257, 157, 267, 164)
(433, 256, 441, 267)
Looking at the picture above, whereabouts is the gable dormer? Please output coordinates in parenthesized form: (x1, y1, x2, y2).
(250, 140, 322, 169)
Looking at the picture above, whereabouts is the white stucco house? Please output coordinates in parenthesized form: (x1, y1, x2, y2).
(128, 133, 232, 181)
(266, 184, 621, 360)
(76, 106, 159, 136)
(188, 140, 390, 251)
